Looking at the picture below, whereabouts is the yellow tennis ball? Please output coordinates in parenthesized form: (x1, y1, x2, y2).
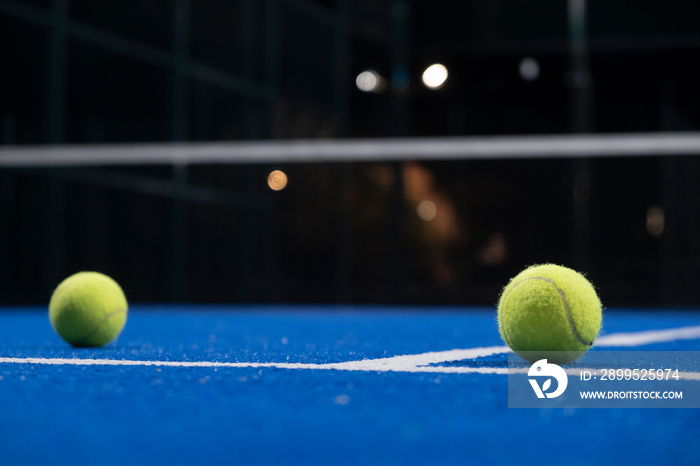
(49, 271, 128, 347)
(497, 264, 602, 364)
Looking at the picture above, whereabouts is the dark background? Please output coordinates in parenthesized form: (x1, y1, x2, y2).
(1, 0, 699, 307)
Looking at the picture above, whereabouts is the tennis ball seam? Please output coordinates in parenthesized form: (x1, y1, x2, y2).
(501, 276, 594, 347)
(73, 308, 127, 347)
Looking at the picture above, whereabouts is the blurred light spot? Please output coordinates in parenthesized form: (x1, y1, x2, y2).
(519, 57, 540, 81)
(333, 394, 351, 406)
(646, 206, 665, 236)
(422, 64, 448, 89)
(267, 170, 288, 191)
(417, 200, 437, 221)
(477, 232, 508, 266)
(356, 70, 385, 93)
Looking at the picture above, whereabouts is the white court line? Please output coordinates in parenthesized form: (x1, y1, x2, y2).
(596, 326, 700, 347)
(326, 346, 509, 372)
(1, 326, 699, 376)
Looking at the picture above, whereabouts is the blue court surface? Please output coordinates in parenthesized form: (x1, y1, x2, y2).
(1, 305, 700, 466)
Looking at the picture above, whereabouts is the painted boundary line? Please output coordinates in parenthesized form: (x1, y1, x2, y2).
(1, 326, 700, 377)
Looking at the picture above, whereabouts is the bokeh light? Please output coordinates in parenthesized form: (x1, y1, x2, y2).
(519, 57, 540, 81)
(356, 70, 385, 93)
(417, 200, 437, 221)
(646, 206, 665, 236)
(421, 64, 448, 89)
(267, 170, 288, 191)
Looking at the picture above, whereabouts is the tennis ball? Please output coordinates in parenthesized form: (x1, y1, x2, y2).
(49, 271, 128, 347)
(497, 264, 602, 364)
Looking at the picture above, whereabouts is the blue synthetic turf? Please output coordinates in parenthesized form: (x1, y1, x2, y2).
(1, 306, 699, 466)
